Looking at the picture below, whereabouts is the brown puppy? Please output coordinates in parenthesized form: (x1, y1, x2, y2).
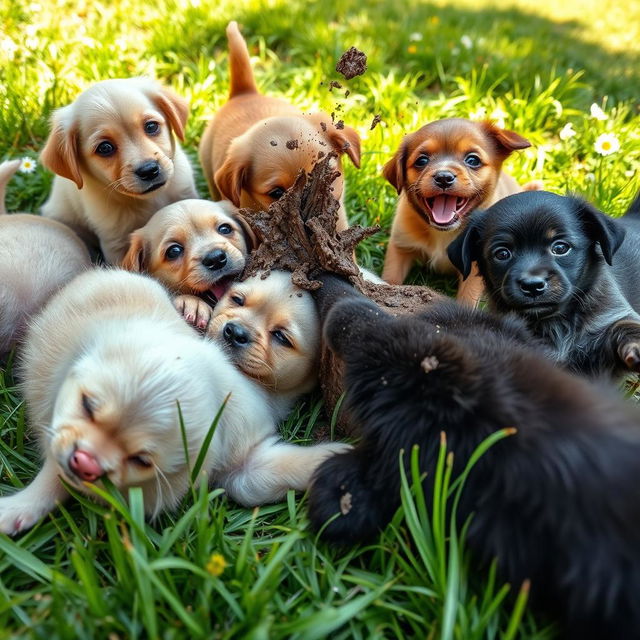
(199, 21, 360, 230)
(382, 118, 532, 304)
(207, 271, 320, 419)
(40, 77, 198, 264)
(121, 199, 252, 329)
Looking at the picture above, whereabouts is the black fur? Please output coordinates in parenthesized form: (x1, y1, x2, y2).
(309, 276, 640, 639)
(447, 190, 640, 378)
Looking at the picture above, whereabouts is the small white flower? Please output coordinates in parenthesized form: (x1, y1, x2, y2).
(590, 103, 608, 121)
(19, 157, 37, 173)
(594, 133, 620, 156)
(585, 172, 596, 181)
(451, 47, 460, 56)
(559, 123, 577, 141)
(460, 35, 473, 49)
(409, 32, 423, 42)
(1, 36, 18, 60)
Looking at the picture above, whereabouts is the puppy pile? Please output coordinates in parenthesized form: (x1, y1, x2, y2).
(1, 18, 640, 639)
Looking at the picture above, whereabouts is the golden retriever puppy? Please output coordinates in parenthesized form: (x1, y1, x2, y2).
(121, 198, 253, 330)
(207, 271, 320, 419)
(199, 21, 360, 230)
(0, 159, 91, 355)
(40, 77, 198, 264)
(0, 269, 349, 535)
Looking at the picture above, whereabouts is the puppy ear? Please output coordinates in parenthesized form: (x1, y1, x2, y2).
(382, 142, 407, 194)
(214, 151, 247, 207)
(121, 231, 149, 272)
(480, 121, 531, 156)
(306, 114, 361, 168)
(40, 106, 83, 189)
(447, 216, 484, 279)
(153, 87, 189, 142)
(572, 198, 626, 265)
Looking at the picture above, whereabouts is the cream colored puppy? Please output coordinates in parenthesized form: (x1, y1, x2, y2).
(40, 77, 198, 264)
(0, 159, 91, 355)
(0, 269, 348, 535)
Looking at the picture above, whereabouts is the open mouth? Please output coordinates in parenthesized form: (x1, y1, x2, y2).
(198, 276, 234, 307)
(423, 195, 471, 228)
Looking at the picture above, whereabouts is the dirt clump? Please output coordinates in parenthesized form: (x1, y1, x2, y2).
(336, 47, 368, 79)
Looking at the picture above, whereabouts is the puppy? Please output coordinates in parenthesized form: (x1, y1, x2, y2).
(0, 269, 349, 535)
(121, 198, 254, 329)
(40, 77, 198, 264)
(0, 159, 91, 355)
(448, 190, 640, 378)
(382, 118, 532, 303)
(198, 21, 360, 231)
(207, 270, 320, 419)
(309, 276, 640, 640)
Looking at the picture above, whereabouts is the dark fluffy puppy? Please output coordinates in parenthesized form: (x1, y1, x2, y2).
(309, 275, 640, 640)
(447, 190, 640, 378)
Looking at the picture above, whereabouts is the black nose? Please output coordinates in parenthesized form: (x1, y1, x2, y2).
(223, 322, 251, 347)
(202, 249, 227, 271)
(518, 275, 548, 297)
(135, 161, 160, 181)
(433, 171, 456, 189)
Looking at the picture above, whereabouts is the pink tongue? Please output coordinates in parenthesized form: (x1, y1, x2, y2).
(431, 195, 458, 224)
(211, 282, 228, 301)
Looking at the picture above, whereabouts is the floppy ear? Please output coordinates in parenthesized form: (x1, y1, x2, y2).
(382, 142, 407, 194)
(328, 124, 361, 168)
(153, 87, 189, 142)
(480, 121, 531, 157)
(447, 216, 484, 279)
(572, 197, 626, 265)
(40, 106, 83, 189)
(214, 148, 247, 207)
(120, 231, 149, 272)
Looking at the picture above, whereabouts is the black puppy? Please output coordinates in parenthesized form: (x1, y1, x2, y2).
(309, 275, 640, 640)
(447, 190, 640, 378)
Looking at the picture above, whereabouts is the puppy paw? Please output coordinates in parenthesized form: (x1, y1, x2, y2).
(620, 342, 640, 371)
(174, 295, 214, 333)
(0, 493, 49, 535)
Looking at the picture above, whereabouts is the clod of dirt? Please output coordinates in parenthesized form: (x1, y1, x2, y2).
(270, 140, 278, 146)
(335, 120, 345, 130)
(320, 121, 327, 132)
(336, 46, 368, 79)
(329, 80, 343, 91)
(286, 139, 299, 150)
(370, 114, 382, 130)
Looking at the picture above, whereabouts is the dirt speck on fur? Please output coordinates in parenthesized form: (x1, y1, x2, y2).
(336, 46, 368, 79)
(270, 140, 278, 146)
(335, 120, 345, 130)
(286, 139, 299, 150)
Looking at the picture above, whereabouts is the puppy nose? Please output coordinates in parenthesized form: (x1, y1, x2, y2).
(433, 171, 456, 189)
(68, 449, 103, 482)
(135, 161, 160, 181)
(223, 322, 251, 347)
(518, 275, 548, 297)
(202, 249, 227, 271)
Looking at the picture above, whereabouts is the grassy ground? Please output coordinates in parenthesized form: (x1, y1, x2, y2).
(1, 0, 639, 637)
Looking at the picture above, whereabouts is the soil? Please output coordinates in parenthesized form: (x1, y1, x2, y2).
(370, 114, 382, 130)
(336, 46, 368, 79)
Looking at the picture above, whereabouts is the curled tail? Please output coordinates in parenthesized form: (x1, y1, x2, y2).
(226, 21, 258, 98)
(0, 159, 20, 215)
(624, 190, 640, 219)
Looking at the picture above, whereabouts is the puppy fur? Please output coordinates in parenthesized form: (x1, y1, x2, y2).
(40, 77, 198, 264)
(448, 190, 640, 378)
(121, 198, 253, 329)
(198, 21, 360, 231)
(0, 269, 349, 535)
(0, 159, 91, 355)
(382, 118, 532, 304)
(309, 276, 640, 640)
(208, 270, 320, 420)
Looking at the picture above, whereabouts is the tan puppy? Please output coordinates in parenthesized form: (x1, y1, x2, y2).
(0, 269, 349, 535)
(121, 199, 253, 330)
(0, 160, 90, 355)
(382, 118, 533, 304)
(199, 21, 360, 230)
(208, 271, 320, 419)
(40, 77, 198, 264)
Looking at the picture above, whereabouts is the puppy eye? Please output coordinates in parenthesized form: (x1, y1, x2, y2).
(144, 121, 160, 135)
(464, 153, 482, 168)
(414, 154, 430, 168)
(231, 294, 244, 306)
(272, 329, 293, 348)
(493, 246, 512, 261)
(165, 244, 184, 260)
(218, 223, 233, 235)
(268, 187, 286, 200)
(551, 241, 571, 256)
(81, 393, 95, 420)
(95, 141, 116, 157)
(128, 453, 153, 469)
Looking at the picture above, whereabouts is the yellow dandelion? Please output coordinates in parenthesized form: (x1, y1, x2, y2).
(407, 45, 417, 54)
(430, 16, 440, 25)
(206, 552, 227, 577)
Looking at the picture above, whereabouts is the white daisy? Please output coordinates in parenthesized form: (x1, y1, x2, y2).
(409, 32, 423, 42)
(559, 123, 577, 140)
(460, 35, 473, 50)
(594, 133, 620, 156)
(19, 157, 37, 173)
(590, 103, 608, 121)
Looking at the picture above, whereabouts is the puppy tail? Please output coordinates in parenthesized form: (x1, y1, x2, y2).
(226, 21, 259, 97)
(0, 159, 20, 216)
(623, 190, 640, 220)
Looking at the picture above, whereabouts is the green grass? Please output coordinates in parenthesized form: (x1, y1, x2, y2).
(1, 0, 639, 637)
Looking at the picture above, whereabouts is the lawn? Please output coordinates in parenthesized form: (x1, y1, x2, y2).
(1, 0, 639, 637)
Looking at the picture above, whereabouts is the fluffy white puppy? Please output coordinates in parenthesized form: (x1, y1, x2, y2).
(0, 269, 348, 535)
